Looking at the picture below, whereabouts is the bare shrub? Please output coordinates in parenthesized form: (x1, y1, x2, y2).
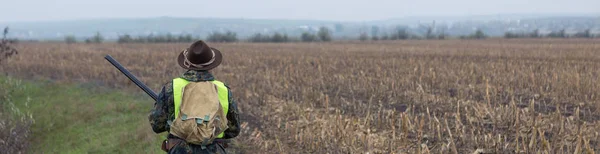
(1, 27, 19, 63)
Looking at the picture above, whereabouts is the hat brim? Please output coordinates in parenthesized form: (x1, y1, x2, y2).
(177, 47, 223, 71)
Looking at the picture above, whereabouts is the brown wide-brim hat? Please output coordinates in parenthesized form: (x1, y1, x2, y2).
(177, 40, 223, 71)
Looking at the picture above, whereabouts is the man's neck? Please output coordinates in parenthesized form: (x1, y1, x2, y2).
(180, 70, 215, 82)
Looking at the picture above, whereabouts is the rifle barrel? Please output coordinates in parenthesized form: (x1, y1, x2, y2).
(104, 55, 158, 101)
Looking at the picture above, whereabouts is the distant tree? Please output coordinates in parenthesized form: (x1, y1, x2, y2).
(410, 34, 423, 40)
(529, 29, 540, 38)
(84, 39, 92, 44)
(437, 30, 447, 40)
(282, 34, 289, 42)
(206, 32, 218, 42)
(248, 33, 268, 42)
(504, 32, 518, 39)
(177, 34, 194, 42)
(371, 26, 380, 39)
(559, 29, 567, 38)
(464, 29, 487, 39)
(224, 31, 237, 42)
(64, 35, 77, 44)
(505, 29, 543, 39)
(473, 29, 486, 39)
(301, 32, 318, 42)
(91, 32, 104, 43)
(145, 34, 155, 43)
(206, 32, 220, 42)
(381, 34, 389, 40)
(155, 35, 167, 43)
(574, 29, 592, 38)
(2, 27, 8, 41)
(301, 32, 309, 42)
(135, 36, 147, 43)
(548, 29, 567, 38)
(272, 33, 286, 42)
(317, 27, 332, 42)
(248, 33, 290, 43)
(207, 31, 238, 43)
(425, 26, 435, 39)
(165, 33, 175, 43)
(391, 28, 409, 40)
(359, 33, 369, 41)
(185, 34, 194, 42)
(117, 34, 133, 43)
(371, 35, 379, 41)
(177, 35, 186, 43)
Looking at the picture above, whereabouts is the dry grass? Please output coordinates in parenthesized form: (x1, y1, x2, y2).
(2, 39, 600, 153)
(0, 77, 33, 153)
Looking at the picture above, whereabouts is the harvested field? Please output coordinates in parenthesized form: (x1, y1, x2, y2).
(2, 39, 600, 153)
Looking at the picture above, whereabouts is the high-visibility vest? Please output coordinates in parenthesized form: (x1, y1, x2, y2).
(172, 78, 229, 138)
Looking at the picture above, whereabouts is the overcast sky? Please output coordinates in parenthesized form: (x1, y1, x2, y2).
(1, 0, 599, 22)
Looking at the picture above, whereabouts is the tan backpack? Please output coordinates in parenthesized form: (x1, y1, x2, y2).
(170, 81, 229, 145)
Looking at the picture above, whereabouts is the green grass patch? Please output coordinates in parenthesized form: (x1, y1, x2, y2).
(1, 76, 166, 153)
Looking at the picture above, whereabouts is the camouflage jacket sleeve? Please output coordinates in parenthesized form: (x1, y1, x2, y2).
(148, 82, 173, 133)
(223, 85, 241, 139)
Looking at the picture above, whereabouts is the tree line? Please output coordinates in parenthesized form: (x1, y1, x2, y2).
(504, 29, 595, 39)
(65, 32, 197, 44)
(67, 27, 336, 44)
(62, 27, 597, 44)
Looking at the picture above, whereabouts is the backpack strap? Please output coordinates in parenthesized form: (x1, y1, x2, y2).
(210, 80, 229, 138)
(173, 78, 190, 119)
(210, 80, 229, 114)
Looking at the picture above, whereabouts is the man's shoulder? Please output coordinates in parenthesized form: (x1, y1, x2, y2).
(162, 81, 174, 93)
(215, 80, 232, 90)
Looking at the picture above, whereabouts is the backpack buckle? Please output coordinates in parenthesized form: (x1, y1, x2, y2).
(181, 114, 188, 121)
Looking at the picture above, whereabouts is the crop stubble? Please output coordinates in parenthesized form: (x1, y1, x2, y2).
(2, 39, 600, 153)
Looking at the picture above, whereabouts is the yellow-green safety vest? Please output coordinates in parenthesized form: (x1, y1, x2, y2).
(172, 78, 229, 138)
